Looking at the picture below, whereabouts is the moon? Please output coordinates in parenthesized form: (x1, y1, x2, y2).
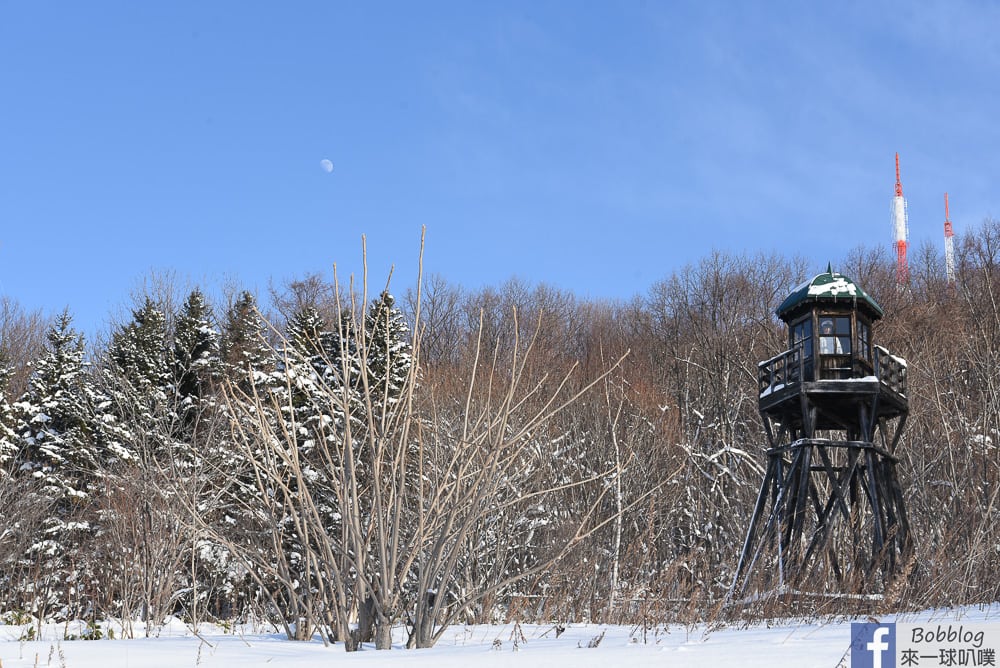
(320, 159, 334, 173)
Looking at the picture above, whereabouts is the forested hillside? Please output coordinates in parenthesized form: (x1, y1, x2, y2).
(1, 222, 999, 649)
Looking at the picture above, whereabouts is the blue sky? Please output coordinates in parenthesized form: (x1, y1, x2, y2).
(2, 1, 998, 336)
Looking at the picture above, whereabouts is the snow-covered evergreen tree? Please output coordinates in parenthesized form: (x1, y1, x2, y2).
(363, 291, 413, 412)
(173, 289, 220, 399)
(11, 311, 107, 618)
(108, 298, 171, 395)
(102, 297, 171, 462)
(172, 290, 248, 618)
(216, 306, 347, 635)
(220, 291, 275, 395)
(0, 355, 20, 476)
(15, 311, 105, 501)
(172, 289, 221, 437)
(284, 306, 347, 434)
(216, 291, 283, 614)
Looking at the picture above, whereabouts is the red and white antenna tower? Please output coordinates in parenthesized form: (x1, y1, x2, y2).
(944, 192, 956, 284)
(892, 152, 909, 284)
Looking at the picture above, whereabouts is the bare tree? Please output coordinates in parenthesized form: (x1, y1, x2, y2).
(0, 297, 49, 398)
(184, 234, 637, 650)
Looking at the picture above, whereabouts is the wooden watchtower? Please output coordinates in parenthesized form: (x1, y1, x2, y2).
(730, 268, 912, 599)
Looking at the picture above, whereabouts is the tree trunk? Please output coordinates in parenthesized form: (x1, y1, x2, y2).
(354, 595, 376, 645)
(374, 614, 393, 650)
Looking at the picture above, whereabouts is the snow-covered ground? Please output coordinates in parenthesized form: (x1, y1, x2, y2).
(1, 606, 998, 667)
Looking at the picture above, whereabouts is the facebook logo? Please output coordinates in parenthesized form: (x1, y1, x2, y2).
(851, 623, 896, 668)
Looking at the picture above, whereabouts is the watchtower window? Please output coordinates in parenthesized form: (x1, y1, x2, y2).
(858, 320, 871, 362)
(819, 316, 851, 355)
(791, 319, 813, 359)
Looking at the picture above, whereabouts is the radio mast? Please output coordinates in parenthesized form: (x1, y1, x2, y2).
(892, 153, 909, 285)
(944, 192, 956, 285)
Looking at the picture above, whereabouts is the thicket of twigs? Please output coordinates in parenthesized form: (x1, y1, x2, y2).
(1, 223, 1000, 647)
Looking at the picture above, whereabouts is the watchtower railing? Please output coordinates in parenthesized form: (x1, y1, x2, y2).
(758, 341, 805, 396)
(758, 342, 907, 397)
(874, 345, 907, 397)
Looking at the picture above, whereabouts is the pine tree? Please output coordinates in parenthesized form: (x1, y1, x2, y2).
(108, 297, 171, 396)
(286, 306, 334, 372)
(284, 306, 346, 434)
(11, 311, 106, 618)
(363, 291, 413, 412)
(172, 289, 221, 435)
(171, 290, 242, 618)
(216, 291, 282, 616)
(103, 297, 171, 462)
(223, 306, 345, 635)
(0, 355, 19, 476)
(220, 291, 275, 395)
(14, 311, 104, 501)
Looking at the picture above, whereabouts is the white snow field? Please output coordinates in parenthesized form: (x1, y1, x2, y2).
(1, 606, 998, 667)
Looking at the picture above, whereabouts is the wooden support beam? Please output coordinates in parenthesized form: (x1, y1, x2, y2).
(732, 431, 909, 598)
(861, 450, 887, 573)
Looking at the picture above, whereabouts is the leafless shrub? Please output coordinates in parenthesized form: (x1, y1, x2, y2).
(180, 236, 639, 651)
(0, 297, 49, 398)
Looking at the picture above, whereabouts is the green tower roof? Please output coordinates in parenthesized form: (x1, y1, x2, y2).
(776, 266, 885, 321)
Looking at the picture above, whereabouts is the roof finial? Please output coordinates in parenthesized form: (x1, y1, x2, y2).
(826, 262, 833, 275)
